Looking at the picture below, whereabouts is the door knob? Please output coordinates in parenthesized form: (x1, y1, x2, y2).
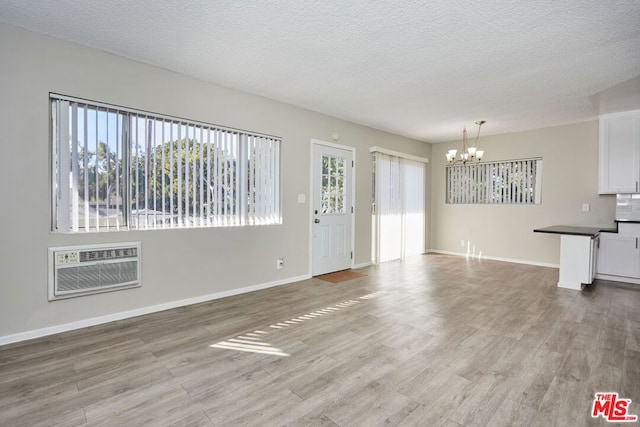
(314, 219, 320, 223)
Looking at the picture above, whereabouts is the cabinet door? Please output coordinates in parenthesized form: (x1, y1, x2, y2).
(597, 233, 640, 278)
(598, 113, 640, 194)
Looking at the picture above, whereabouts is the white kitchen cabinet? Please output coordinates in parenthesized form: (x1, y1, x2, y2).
(534, 226, 604, 290)
(596, 232, 640, 278)
(557, 234, 599, 290)
(598, 110, 640, 194)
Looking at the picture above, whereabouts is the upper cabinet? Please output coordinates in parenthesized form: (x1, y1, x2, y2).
(599, 110, 640, 194)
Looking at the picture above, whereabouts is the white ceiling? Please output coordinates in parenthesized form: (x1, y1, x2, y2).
(1, 1, 639, 142)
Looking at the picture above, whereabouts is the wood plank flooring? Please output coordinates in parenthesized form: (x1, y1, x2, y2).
(1, 254, 639, 426)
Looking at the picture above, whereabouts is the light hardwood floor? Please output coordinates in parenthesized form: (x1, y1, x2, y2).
(1, 254, 639, 426)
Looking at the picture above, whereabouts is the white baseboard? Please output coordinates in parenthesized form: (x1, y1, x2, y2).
(353, 261, 373, 269)
(0, 274, 311, 346)
(428, 250, 559, 269)
(557, 281, 584, 291)
(596, 274, 640, 285)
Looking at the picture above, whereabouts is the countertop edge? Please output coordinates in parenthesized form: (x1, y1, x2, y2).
(533, 225, 618, 237)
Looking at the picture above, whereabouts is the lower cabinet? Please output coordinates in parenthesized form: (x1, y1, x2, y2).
(597, 232, 640, 278)
(558, 234, 598, 289)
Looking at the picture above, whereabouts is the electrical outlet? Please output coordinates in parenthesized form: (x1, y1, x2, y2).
(582, 203, 590, 212)
(277, 257, 284, 269)
(460, 240, 466, 247)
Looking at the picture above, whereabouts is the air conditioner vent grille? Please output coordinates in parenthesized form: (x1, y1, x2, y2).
(49, 242, 141, 300)
(80, 247, 138, 262)
(56, 261, 138, 293)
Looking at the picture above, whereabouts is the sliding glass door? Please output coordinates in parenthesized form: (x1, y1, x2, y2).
(372, 152, 426, 263)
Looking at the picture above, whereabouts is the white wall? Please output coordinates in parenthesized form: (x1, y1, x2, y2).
(430, 120, 616, 265)
(0, 23, 431, 340)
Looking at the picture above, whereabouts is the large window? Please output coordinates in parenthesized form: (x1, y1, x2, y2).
(446, 158, 542, 204)
(51, 94, 281, 232)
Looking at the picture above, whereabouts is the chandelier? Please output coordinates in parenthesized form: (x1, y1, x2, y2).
(445, 120, 486, 164)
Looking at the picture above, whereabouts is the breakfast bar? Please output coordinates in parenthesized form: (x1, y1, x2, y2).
(533, 225, 617, 290)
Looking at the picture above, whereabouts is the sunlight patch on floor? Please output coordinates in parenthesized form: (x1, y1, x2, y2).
(210, 290, 385, 357)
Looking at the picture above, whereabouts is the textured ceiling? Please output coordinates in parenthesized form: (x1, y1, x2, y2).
(1, 1, 639, 142)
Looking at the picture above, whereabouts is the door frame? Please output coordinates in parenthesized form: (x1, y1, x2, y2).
(309, 139, 356, 276)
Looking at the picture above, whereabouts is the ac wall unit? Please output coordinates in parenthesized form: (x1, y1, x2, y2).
(48, 242, 141, 300)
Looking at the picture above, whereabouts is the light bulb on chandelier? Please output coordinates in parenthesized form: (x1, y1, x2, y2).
(445, 120, 486, 164)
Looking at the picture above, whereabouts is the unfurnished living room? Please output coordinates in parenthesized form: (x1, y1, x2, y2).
(1, 1, 640, 426)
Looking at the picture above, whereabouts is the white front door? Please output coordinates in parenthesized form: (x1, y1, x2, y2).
(312, 143, 353, 276)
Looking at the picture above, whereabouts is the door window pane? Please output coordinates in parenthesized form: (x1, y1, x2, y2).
(321, 154, 346, 214)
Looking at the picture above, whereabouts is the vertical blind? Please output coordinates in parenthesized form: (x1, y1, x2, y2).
(373, 152, 426, 263)
(446, 158, 542, 204)
(52, 95, 281, 232)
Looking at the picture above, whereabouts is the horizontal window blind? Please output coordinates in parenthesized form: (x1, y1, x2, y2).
(446, 158, 542, 204)
(52, 95, 281, 232)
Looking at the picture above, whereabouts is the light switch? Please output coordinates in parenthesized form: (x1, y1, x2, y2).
(297, 194, 306, 203)
(582, 203, 590, 212)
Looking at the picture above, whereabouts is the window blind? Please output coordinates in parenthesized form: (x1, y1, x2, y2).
(373, 152, 426, 263)
(446, 158, 542, 204)
(51, 95, 281, 232)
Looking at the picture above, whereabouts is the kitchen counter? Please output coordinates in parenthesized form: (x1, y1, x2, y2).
(533, 224, 608, 291)
(534, 225, 617, 237)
